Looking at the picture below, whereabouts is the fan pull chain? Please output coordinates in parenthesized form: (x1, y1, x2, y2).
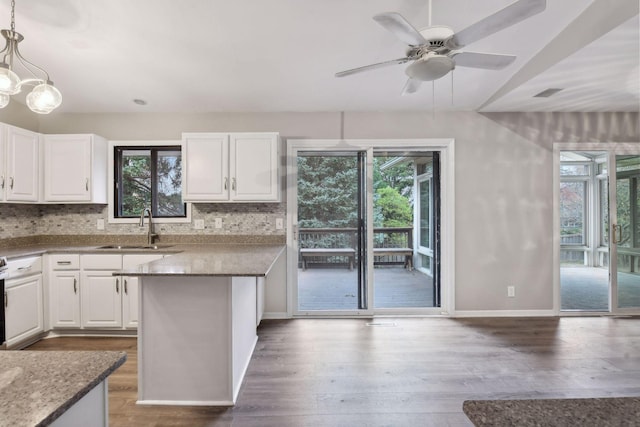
(451, 69, 454, 106)
(432, 81, 436, 119)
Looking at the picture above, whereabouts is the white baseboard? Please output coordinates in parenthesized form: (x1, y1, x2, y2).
(262, 312, 290, 319)
(453, 309, 557, 318)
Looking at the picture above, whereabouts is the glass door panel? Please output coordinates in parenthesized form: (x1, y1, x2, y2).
(372, 152, 439, 309)
(559, 151, 609, 311)
(296, 152, 365, 312)
(615, 155, 640, 309)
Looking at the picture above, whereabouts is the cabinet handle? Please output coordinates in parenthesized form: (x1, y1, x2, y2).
(57, 261, 72, 265)
(116, 278, 120, 294)
(0, 175, 4, 189)
(17, 265, 32, 271)
(224, 177, 228, 190)
(85, 178, 89, 191)
(124, 279, 128, 295)
(73, 278, 77, 294)
(232, 177, 236, 191)
(4, 291, 7, 308)
(9, 176, 13, 189)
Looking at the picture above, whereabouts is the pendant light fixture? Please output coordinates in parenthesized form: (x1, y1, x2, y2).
(0, 0, 61, 114)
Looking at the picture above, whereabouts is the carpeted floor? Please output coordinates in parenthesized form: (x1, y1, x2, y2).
(561, 266, 640, 310)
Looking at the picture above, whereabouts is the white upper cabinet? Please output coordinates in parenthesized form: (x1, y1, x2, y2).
(183, 133, 229, 201)
(182, 132, 280, 202)
(43, 134, 108, 203)
(229, 133, 280, 201)
(4, 125, 40, 202)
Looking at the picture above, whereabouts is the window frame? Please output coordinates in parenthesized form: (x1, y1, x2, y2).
(108, 140, 191, 224)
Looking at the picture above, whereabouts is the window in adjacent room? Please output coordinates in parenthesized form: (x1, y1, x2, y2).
(114, 146, 186, 218)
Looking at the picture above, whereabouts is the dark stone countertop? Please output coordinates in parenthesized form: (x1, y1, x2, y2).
(0, 351, 126, 427)
(463, 397, 640, 426)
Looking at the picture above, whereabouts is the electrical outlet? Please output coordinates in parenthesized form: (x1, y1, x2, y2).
(275, 218, 284, 229)
(97, 219, 105, 230)
(507, 286, 515, 297)
(194, 219, 205, 230)
(215, 218, 223, 229)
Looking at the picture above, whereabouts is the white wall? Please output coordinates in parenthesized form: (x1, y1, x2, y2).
(1, 109, 638, 312)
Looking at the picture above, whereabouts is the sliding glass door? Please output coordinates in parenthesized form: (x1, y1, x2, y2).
(291, 143, 448, 316)
(558, 146, 640, 314)
(296, 151, 366, 312)
(612, 155, 640, 310)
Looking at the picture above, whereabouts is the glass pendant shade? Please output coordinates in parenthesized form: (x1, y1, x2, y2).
(26, 82, 62, 114)
(0, 66, 21, 95)
(0, 93, 9, 108)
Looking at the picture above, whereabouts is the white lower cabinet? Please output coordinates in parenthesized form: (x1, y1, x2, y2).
(81, 254, 123, 328)
(48, 253, 165, 331)
(5, 273, 44, 347)
(50, 271, 81, 328)
(121, 254, 163, 329)
(49, 254, 81, 328)
(81, 270, 123, 328)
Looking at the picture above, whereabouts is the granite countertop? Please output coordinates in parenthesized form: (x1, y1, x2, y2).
(118, 244, 286, 277)
(463, 397, 640, 427)
(0, 240, 286, 277)
(0, 351, 126, 427)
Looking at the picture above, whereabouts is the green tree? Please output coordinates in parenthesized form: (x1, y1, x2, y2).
(376, 186, 412, 227)
(297, 156, 359, 228)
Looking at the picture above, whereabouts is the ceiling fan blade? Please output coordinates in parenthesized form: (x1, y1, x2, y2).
(447, 0, 546, 49)
(373, 12, 427, 46)
(401, 78, 422, 95)
(335, 57, 410, 78)
(451, 52, 516, 69)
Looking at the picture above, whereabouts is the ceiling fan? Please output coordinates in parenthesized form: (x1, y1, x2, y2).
(335, 0, 547, 95)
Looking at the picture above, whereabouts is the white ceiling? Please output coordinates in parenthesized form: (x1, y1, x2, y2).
(0, 0, 638, 113)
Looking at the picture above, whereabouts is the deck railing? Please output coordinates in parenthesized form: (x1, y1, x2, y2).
(298, 227, 413, 268)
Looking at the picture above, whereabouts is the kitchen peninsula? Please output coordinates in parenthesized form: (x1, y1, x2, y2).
(118, 244, 285, 406)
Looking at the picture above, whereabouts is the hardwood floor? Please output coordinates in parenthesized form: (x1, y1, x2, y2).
(26, 317, 640, 426)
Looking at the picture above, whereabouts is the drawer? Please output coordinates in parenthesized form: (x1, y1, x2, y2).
(49, 254, 80, 270)
(81, 254, 123, 270)
(6, 256, 43, 279)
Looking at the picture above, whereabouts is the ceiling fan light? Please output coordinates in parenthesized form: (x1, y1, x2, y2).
(0, 65, 21, 95)
(405, 55, 454, 81)
(26, 82, 62, 114)
(0, 93, 9, 108)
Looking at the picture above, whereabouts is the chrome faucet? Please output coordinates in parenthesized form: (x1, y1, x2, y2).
(139, 208, 158, 245)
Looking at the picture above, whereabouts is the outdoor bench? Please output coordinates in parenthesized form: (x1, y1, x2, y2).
(300, 248, 356, 270)
(373, 248, 413, 270)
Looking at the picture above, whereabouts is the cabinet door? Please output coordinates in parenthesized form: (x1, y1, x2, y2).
(183, 133, 229, 201)
(122, 276, 139, 328)
(122, 254, 163, 329)
(230, 133, 279, 201)
(5, 274, 44, 347)
(81, 271, 122, 328)
(50, 271, 81, 328)
(44, 135, 92, 202)
(6, 126, 39, 202)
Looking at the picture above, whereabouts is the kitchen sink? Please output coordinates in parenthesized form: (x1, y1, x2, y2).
(96, 244, 173, 250)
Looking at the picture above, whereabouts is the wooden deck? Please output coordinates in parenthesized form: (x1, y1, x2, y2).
(298, 267, 434, 310)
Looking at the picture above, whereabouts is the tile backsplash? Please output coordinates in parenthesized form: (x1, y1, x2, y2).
(0, 202, 286, 240)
